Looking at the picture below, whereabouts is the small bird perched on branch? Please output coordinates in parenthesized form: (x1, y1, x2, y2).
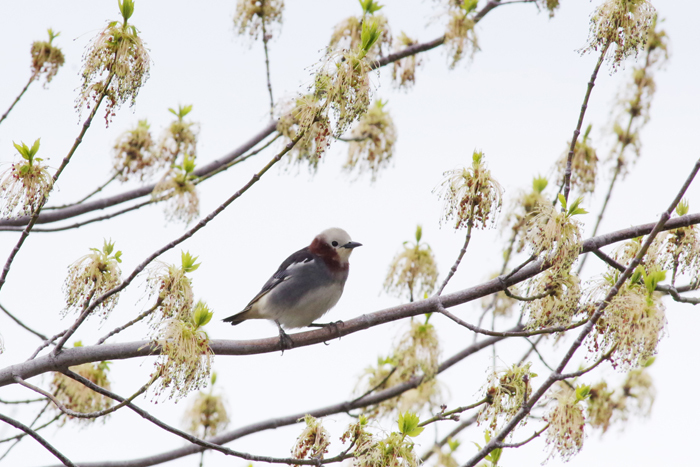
(223, 227, 362, 349)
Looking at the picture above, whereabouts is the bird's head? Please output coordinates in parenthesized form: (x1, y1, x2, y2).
(309, 227, 362, 265)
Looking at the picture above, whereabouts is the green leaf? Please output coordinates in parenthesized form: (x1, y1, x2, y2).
(676, 198, 689, 216)
(582, 123, 592, 141)
(643, 268, 666, 295)
(643, 356, 656, 367)
(447, 437, 460, 452)
(415, 224, 423, 243)
(193, 300, 213, 328)
(360, 16, 382, 55)
(118, 0, 135, 22)
(182, 154, 196, 174)
(532, 176, 548, 193)
(181, 251, 201, 273)
(119, 0, 135, 23)
(558, 193, 567, 211)
(575, 384, 591, 401)
(567, 196, 588, 216)
(462, 0, 479, 14)
(114, 250, 123, 263)
(29, 138, 41, 158)
(629, 265, 645, 285)
(398, 411, 424, 437)
(103, 239, 115, 256)
(359, 0, 383, 15)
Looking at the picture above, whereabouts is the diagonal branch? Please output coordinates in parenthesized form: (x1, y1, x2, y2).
(3, 212, 700, 387)
(0, 302, 47, 340)
(53, 334, 504, 467)
(0, 412, 75, 467)
(0, 0, 516, 230)
(465, 158, 700, 467)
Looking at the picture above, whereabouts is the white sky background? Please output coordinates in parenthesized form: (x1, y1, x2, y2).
(0, 0, 699, 466)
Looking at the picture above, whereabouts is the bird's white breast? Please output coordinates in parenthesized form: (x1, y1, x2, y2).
(257, 281, 344, 329)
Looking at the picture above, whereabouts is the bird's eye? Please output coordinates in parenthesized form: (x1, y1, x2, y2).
(332, 241, 339, 247)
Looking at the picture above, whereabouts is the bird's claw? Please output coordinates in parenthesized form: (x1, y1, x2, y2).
(309, 320, 343, 342)
(276, 321, 293, 355)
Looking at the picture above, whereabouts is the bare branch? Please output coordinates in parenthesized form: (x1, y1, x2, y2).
(562, 44, 610, 203)
(0, 412, 75, 467)
(14, 374, 153, 420)
(497, 423, 549, 448)
(0, 73, 37, 126)
(0, 302, 47, 340)
(3, 213, 700, 386)
(53, 335, 504, 467)
(465, 158, 700, 466)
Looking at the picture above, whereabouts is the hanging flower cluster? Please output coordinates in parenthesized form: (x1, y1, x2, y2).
(183, 373, 230, 438)
(392, 32, 422, 89)
(152, 154, 199, 224)
(360, 316, 441, 417)
(479, 362, 537, 430)
(444, 0, 480, 68)
(438, 150, 503, 230)
(344, 99, 397, 180)
(30, 29, 65, 85)
(63, 239, 123, 320)
(555, 124, 599, 196)
(582, 0, 657, 70)
(76, 0, 150, 124)
(153, 300, 214, 401)
(384, 225, 438, 302)
(51, 358, 112, 424)
(329, 0, 392, 60)
(278, 18, 383, 167)
(233, 0, 284, 41)
(0, 139, 53, 218)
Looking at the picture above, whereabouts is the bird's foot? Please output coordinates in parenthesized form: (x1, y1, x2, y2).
(275, 321, 293, 354)
(308, 320, 344, 342)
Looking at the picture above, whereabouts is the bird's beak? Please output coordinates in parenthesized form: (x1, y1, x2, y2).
(342, 241, 362, 249)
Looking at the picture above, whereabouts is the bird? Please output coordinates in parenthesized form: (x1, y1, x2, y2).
(223, 227, 362, 349)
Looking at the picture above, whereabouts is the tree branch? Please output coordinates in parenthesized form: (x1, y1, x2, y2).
(0, 302, 47, 340)
(3, 212, 700, 386)
(0, 412, 75, 467)
(51, 334, 504, 467)
(464, 158, 700, 466)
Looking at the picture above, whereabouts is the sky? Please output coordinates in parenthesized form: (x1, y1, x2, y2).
(0, 0, 699, 466)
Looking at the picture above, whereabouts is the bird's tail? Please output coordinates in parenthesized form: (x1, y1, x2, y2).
(222, 310, 249, 326)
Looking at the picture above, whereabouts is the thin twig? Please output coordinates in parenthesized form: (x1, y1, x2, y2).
(0, 73, 37, 126)
(26, 330, 65, 361)
(52, 287, 97, 355)
(0, 71, 116, 293)
(0, 302, 47, 340)
(420, 414, 479, 462)
(437, 301, 587, 338)
(0, 412, 75, 467)
(418, 398, 490, 427)
(260, 0, 275, 119)
(497, 423, 549, 448)
(562, 43, 610, 204)
(0, 1, 514, 231)
(0, 396, 45, 405)
(52, 133, 305, 347)
(437, 216, 474, 296)
(96, 298, 163, 345)
(14, 373, 154, 420)
(44, 170, 122, 210)
(557, 346, 616, 380)
(351, 367, 397, 403)
(54, 335, 505, 467)
(465, 158, 700, 467)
